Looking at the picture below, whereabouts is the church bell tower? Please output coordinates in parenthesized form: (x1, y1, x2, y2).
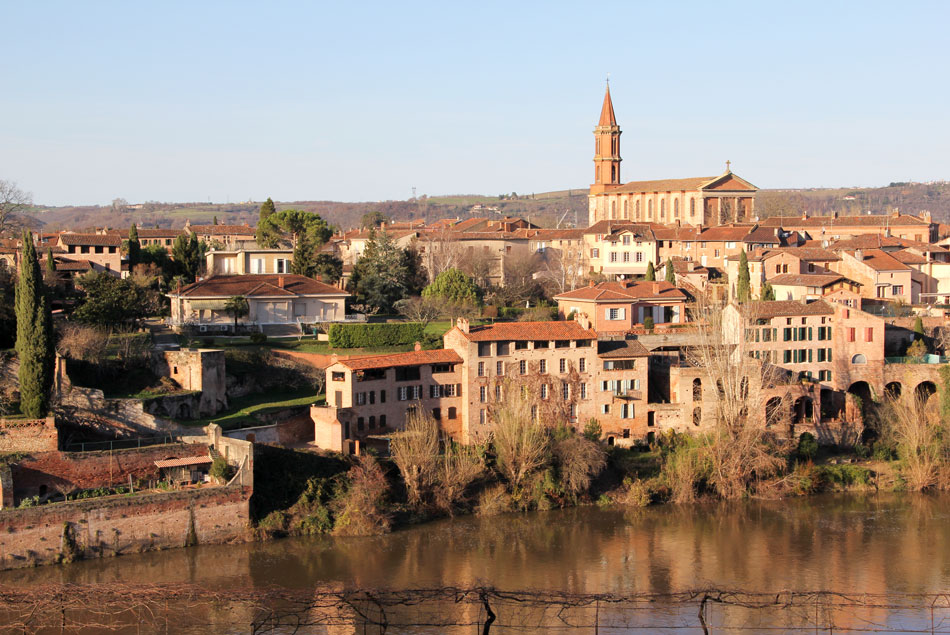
(592, 83, 621, 189)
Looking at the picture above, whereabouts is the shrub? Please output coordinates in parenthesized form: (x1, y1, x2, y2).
(643, 316, 655, 331)
(616, 477, 651, 507)
(518, 306, 556, 322)
(872, 441, 897, 462)
(327, 322, 425, 348)
(553, 436, 606, 498)
(209, 456, 234, 482)
(249, 332, 267, 345)
(582, 419, 602, 442)
(331, 455, 391, 536)
(475, 483, 511, 516)
(797, 432, 819, 459)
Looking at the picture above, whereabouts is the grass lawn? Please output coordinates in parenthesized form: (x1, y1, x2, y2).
(179, 389, 325, 430)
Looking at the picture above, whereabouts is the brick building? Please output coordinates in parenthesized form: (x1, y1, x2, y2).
(554, 280, 687, 332)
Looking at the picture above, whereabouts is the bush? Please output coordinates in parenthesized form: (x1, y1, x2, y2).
(331, 455, 391, 536)
(643, 316, 655, 331)
(797, 432, 819, 459)
(327, 322, 425, 348)
(872, 441, 897, 462)
(249, 332, 267, 345)
(498, 306, 525, 320)
(519, 306, 557, 322)
(209, 456, 234, 482)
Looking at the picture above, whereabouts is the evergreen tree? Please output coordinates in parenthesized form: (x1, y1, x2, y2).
(422, 268, 482, 305)
(15, 231, 53, 417)
(259, 197, 276, 222)
(213, 216, 218, 225)
(736, 250, 751, 303)
(644, 261, 655, 281)
(172, 233, 205, 283)
(347, 229, 412, 313)
(45, 247, 56, 276)
(126, 224, 141, 268)
(913, 316, 926, 341)
(760, 280, 775, 301)
(256, 209, 331, 250)
(312, 254, 343, 283)
(665, 258, 676, 284)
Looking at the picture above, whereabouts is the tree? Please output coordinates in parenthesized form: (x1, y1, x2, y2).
(665, 258, 676, 285)
(913, 316, 926, 341)
(125, 224, 141, 269)
(360, 211, 389, 229)
(256, 209, 331, 250)
(347, 229, 413, 314)
(259, 197, 276, 222)
(0, 262, 16, 349)
(760, 280, 775, 301)
(422, 268, 482, 306)
(171, 233, 205, 283)
(73, 272, 162, 327)
(0, 180, 32, 232)
(311, 254, 343, 283)
(224, 296, 249, 331)
(645, 260, 655, 281)
(736, 250, 751, 303)
(497, 246, 543, 306)
(15, 231, 53, 417)
(419, 227, 462, 284)
(394, 296, 442, 326)
(539, 247, 588, 296)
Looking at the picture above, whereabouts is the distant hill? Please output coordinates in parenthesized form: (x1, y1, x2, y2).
(22, 181, 950, 232)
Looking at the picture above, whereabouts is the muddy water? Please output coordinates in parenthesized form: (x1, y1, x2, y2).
(2, 493, 949, 632)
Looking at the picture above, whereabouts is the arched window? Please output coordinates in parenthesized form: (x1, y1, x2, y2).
(692, 378, 702, 400)
(851, 354, 867, 364)
(648, 200, 653, 218)
(623, 199, 628, 219)
(690, 198, 696, 218)
(660, 199, 666, 219)
(635, 200, 640, 220)
(610, 200, 616, 219)
(674, 199, 680, 218)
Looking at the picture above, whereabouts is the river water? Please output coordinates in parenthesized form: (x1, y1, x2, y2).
(2, 492, 949, 633)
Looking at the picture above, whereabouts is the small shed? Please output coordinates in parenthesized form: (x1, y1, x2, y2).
(154, 456, 213, 484)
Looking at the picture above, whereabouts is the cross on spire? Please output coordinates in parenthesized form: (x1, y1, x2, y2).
(726, 159, 732, 172)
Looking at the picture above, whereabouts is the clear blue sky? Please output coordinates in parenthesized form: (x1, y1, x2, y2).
(2, 1, 949, 206)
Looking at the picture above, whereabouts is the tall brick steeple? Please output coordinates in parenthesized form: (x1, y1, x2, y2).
(593, 84, 621, 187)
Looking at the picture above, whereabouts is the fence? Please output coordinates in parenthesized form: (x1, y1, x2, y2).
(62, 434, 181, 453)
(1, 585, 949, 633)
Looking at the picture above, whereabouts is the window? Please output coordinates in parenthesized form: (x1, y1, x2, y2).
(852, 354, 867, 364)
(714, 249, 721, 258)
(607, 308, 625, 320)
(569, 404, 577, 421)
(519, 360, 527, 375)
(539, 359, 547, 373)
(562, 382, 569, 399)
(331, 371, 345, 381)
(447, 408, 456, 420)
(480, 386, 487, 403)
(478, 343, 492, 357)
(515, 341, 528, 350)
(580, 384, 587, 399)
(276, 258, 290, 274)
(531, 405, 538, 421)
(623, 252, 630, 262)
(496, 342, 510, 356)
(591, 248, 600, 258)
(479, 409, 486, 425)
(540, 384, 548, 399)
(848, 327, 856, 342)
(892, 285, 903, 296)
(635, 252, 643, 263)
(674, 199, 679, 217)
(357, 417, 364, 431)
(579, 358, 586, 372)
(783, 328, 792, 342)
(432, 363, 454, 374)
(609, 252, 617, 263)
(398, 386, 409, 401)
(559, 359, 566, 373)
(381, 390, 386, 403)
(430, 384, 441, 398)
(621, 404, 634, 419)
(356, 392, 366, 405)
(725, 242, 736, 249)
(601, 404, 610, 414)
(395, 366, 421, 381)
(495, 385, 502, 400)
(622, 235, 631, 246)
(534, 340, 550, 349)
(690, 198, 695, 217)
(783, 350, 792, 363)
(865, 327, 874, 342)
(496, 361, 503, 375)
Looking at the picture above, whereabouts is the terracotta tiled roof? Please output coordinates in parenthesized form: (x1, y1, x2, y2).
(743, 226, 783, 243)
(450, 218, 489, 232)
(58, 233, 121, 247)
(531, 228, 586, 240)
(614, 176, 716, 194)
(343, 229, 418, 241)
(890, 250, 928, 265)
(668, 257, 708, 274)
(597, 340, 650, 358)
(697, 224, 757, 241)
(651, 226, 700, 241)
(823, 234, 908, 250)
(753, 300, 835, 318)
(583, 220, 641, 235)
(54, 259, 94, 272)
(459, 321, 597, 342)
(172, 274, 349, 298)
(598, 85, 617, 127)
(154, 456, 212, 469)
(853, 249, 911, 272)
(769, 273, 846, 287)
(760, 214, 931, 228)
(766, 247, 841, 262)
(338, 349, 463, 371)
(188, 224, 255, 236)
(554, 280, 687, 302)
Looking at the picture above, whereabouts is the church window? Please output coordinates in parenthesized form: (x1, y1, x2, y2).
(610, 200, 616, 219)
(635, 200, 640, 220)
(623, 199, 628, 218)
(674, 199, 680, 217)
(660, 200, 666, 219)
(648, 200, 653, 218)
(690, 198, 696, 218)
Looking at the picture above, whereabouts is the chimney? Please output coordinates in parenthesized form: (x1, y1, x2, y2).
(801, 210, 808, 221)
(277, 275, 285, 289)
(588, 279, 595, 287)
(855, 249, 864, 262)
(414, 341, 422, 351)
(456, 317, 470, 333)
(315, 274, 323, 282)
(652, 282, 660, 294)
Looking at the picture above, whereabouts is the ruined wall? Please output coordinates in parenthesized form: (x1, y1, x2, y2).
(0, 417, 58, 453)
(0, 485, 250, 570)
(224, 414, 315, 446)
(57, 383, 187, 437)
(151, 349, 228, 417)
(11, 443, 209, 502)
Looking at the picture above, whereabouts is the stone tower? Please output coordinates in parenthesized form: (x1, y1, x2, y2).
(591, 84, 622, 191)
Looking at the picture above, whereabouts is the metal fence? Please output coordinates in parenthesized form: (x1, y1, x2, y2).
(62, 434, 181, 453)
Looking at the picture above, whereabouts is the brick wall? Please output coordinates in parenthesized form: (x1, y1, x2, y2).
(11, 443, 209, 502)
(0, 417, 58, 453)
(0, 485, 250, 570)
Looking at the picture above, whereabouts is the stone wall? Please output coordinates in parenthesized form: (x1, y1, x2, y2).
(0, 485, 250, 570)
(57, 383, 187, 437)
(0, 417, 58, 453)
(151, 349, 228, 417)
(224, 414, 314, 446)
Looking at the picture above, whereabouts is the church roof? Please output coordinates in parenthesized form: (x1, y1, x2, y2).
(598, 85, 617, 127)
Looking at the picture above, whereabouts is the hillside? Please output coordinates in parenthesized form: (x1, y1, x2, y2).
(21, 182, 950, 232)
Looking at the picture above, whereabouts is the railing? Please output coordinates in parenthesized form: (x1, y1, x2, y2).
(885, 354, 950, 365)
(612, 389, 643, 400)
(63, 434, 181, 453)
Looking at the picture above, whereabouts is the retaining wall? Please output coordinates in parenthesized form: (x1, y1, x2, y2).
(0, 417, 58, 453)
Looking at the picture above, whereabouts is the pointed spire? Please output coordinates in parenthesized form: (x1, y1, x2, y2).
(598, 82, 617, 127)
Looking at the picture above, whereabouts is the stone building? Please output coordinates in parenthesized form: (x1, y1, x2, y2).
(554, 280, 687, 332)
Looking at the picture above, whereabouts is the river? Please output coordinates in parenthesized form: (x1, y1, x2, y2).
(1, 492, 949, 633)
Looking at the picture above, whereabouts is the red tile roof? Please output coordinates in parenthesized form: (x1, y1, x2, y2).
(890, 250, 928, 265)
(761, 214, 931, 228)
(458, 321, 597, 342)
(769, 273, 846, 287)
(753, 300, 835, 318)
(614, 176, 716, 194)
(154, 456, 212, 469)
(338, 349, 463, 371)
(853, 249, 911, 272)
(697, 224, 757, 241)
(173, 274, 349, 298)
(597, 340, 650, 358)
(58, 233, 122, 247)
(554, 280, 687, 302)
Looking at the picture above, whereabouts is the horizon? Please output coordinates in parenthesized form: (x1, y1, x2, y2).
(3, 1, 949, 207)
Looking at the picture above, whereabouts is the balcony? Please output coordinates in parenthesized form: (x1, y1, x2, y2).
(611, 388, 643, 401)
(885, 354, 950, 365)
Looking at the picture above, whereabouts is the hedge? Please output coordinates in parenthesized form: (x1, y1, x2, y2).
(328, 322, 426, 348)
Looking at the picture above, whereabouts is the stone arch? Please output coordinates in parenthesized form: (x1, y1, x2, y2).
(692, 407, 701, 426)
(692, 378, 702, 400)
(610, 200, 616, 219)
(765, 396, 784, 426)
(915, 380, 936, 403)
(607, 436, 615, 446)
(793, 396, 813, 423)
(851, 353, 867, 364)
(884, 381, 902, 400)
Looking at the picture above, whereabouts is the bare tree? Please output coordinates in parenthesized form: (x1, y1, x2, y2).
(459, 247, 497, 289)
(0, 180, 32, 232)
(489, 383, 549, 490)
(419, 228, 462, 284)
(878, 391, 946, 491)
(390, 407, 440, 506)
(394, 296, 442, 327)
(538, 246, 589, 296)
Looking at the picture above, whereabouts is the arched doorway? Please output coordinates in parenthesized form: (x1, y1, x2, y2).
(765, 397, 784, 427)
(793, 397, 813, 423)
(884, 382, 902, 400)
(820, 388, 839, 420)
(915, 381, 937, 403)
(692, 378, 702, 400)
(692, 407, 701, 427)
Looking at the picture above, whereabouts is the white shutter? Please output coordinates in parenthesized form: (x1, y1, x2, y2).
(619, 308, 626, 320)
(605, 308, 611, 320)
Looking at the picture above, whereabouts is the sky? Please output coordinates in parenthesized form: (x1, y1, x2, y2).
(2, 1, 949, 207)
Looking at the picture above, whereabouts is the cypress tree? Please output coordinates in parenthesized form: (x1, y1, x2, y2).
(645, 261, 655, 282)
(127, 224, 141, 268)
(737, 250, 751, 303)
(665, 258, 676, 284)
(760, 280, 775, 302)
(15, 231, 53, 417)
(259, 197, 276, 222)
(45, 247, 56, 276)
(913, 316, 925, 341)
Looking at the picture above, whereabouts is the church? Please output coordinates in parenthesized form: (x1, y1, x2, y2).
(588, 85, 758, 227)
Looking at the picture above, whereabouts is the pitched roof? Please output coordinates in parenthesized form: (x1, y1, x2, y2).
(458, 321, 597, 342)
(853, 249, 911, 272)
(173, 274, 349, 298)
(338, 349, 463, 371)
(188, 224, 256, 236)
(58, 233, 121, 247)
(697, 224, 757, 241)
(597, 339, 650, 358)
(154, 456, 212, 469)
(769, 273, 846, 287)
(760, 214, 931, 228)
(531, 228, 587, 240)
(598, 85, 617, 127)
(554, 280, 687, 302)
(614, 176, 716, 194)
(651, 225, 700, 241)
(753, 300, 835, 318)
(583, 220, 642, 235)
(890, 249, 928, 265)
(765, 247, 841, 262)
